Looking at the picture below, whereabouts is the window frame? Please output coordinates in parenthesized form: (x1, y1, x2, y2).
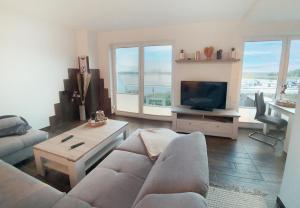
(111, 41, 174, 121)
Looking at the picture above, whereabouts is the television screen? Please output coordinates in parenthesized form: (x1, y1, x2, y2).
(181, 81, 227, 110)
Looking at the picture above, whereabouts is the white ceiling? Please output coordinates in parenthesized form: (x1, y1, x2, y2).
(0, 0, 300, 30)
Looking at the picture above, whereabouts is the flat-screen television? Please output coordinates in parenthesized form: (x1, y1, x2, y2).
(181, 81, 227, 111)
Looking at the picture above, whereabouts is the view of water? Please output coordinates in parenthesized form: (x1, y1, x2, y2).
(240, 40, 300, 107)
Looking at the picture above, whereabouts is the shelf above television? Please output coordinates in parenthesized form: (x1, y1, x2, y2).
(175, 58, 240, 64)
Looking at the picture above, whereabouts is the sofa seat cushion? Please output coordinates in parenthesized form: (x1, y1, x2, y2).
(69, 168, 144, 208)
(0, 160, 64, 208)
(0, 136, 24, 157)
(98, 150, 154, 180)
(18, 129, 48, 147)
(0, 129, 48, 157)
(134, 192, 207, 208)
(69, 150, 153, 208)
(133, 132, 209, 207)
(51, 195, 92, 208)
(117, 129, 147, 156)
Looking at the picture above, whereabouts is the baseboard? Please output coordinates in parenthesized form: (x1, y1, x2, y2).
(277, 197, 286, 208)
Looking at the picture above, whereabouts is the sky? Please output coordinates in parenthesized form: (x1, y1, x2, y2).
(243, 40, 300, 73)
(116, 45, 172, 73)
(115, 41, 300, 75)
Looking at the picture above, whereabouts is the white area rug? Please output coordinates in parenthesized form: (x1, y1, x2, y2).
(207, 187, 267, 208)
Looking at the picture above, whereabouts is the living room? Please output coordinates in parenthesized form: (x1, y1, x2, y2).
(0, 0, 300, 208)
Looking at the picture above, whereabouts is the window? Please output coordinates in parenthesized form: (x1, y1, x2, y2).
(240, 41, 283, 108)
(143, 46, 172, 116)
(115, 47, 139, 113)
(285, 40, 300, 102)
(239, 38, 300, 125)
(114, 44, 173, 117)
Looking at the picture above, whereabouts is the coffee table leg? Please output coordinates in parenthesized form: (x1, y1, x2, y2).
(69, 162, 86, 188)
(34, 150, 46, 176)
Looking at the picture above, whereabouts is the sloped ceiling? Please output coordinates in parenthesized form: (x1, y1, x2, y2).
(0, 0, 299, 30)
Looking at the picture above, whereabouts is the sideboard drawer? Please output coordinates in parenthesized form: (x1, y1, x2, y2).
(176, 119, 233, 137)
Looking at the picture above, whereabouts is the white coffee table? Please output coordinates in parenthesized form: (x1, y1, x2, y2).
(33, 119, 128, 187)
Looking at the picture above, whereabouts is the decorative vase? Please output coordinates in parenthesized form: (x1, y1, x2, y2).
(195, 51, 201, 61)
(79, 105, 86, 121)
(179, 49, 185, 60)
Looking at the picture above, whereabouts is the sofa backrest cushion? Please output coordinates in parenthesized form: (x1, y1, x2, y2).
(133, 132, 209, 207)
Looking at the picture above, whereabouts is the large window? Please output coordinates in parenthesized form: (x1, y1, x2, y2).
(239, 38, 300, 125)
(240, 41, 283, 107)
(114, 44, 172, 117)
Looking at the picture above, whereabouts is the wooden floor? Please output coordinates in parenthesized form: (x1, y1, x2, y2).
(16, 115, 285, 208)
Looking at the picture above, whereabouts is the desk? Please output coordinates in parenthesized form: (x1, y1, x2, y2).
(266, 101, 295, 152)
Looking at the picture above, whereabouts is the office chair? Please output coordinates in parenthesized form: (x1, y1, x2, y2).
(249, 92, 288, 147)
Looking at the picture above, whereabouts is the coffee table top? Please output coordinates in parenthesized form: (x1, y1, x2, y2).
(34, 119, 128, 162)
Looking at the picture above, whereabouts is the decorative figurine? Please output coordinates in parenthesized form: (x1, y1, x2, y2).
(216, 49, 223, 60)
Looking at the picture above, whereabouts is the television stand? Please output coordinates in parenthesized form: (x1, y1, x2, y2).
(171, 106, 240, 140)
(190, 106, 213, 111)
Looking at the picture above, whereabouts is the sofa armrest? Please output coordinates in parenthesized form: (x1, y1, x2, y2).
(134, 192, 207, 208)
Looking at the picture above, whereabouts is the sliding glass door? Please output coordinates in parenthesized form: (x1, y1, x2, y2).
(115, 47, 139, 113)
(143, 46, 172, 116)
(114, 44, 172, 118)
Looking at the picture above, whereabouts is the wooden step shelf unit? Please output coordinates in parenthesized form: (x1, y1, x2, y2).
(171, 106, 240, 140)
(49, 68, 112, 131)
(175, 58, 240, 64)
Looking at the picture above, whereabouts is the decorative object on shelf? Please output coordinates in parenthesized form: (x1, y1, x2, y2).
(279, 84, 287, 99)
(231, 48, 237, 59)
(88, 110, 108, 127)
(276, 84, 296, 108)
(216, 49, 223, 60)
(71, 90, 81, 102)
(195, 51, 201, 61)
(77, 56, 92, 121)
(204, 47, 214, 59)
(179, 49, 185, 60)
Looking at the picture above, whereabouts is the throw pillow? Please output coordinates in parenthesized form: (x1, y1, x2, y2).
(140, 129, 179, 160)
(0, 115, 32, 138)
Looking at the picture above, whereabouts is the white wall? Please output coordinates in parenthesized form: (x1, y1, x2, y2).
(279, 89, 300, 208)
(76, 30, 99, 69)
(0, 10, 76, 129)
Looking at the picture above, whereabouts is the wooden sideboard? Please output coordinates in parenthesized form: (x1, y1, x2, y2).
(172, 106, 240, 140)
